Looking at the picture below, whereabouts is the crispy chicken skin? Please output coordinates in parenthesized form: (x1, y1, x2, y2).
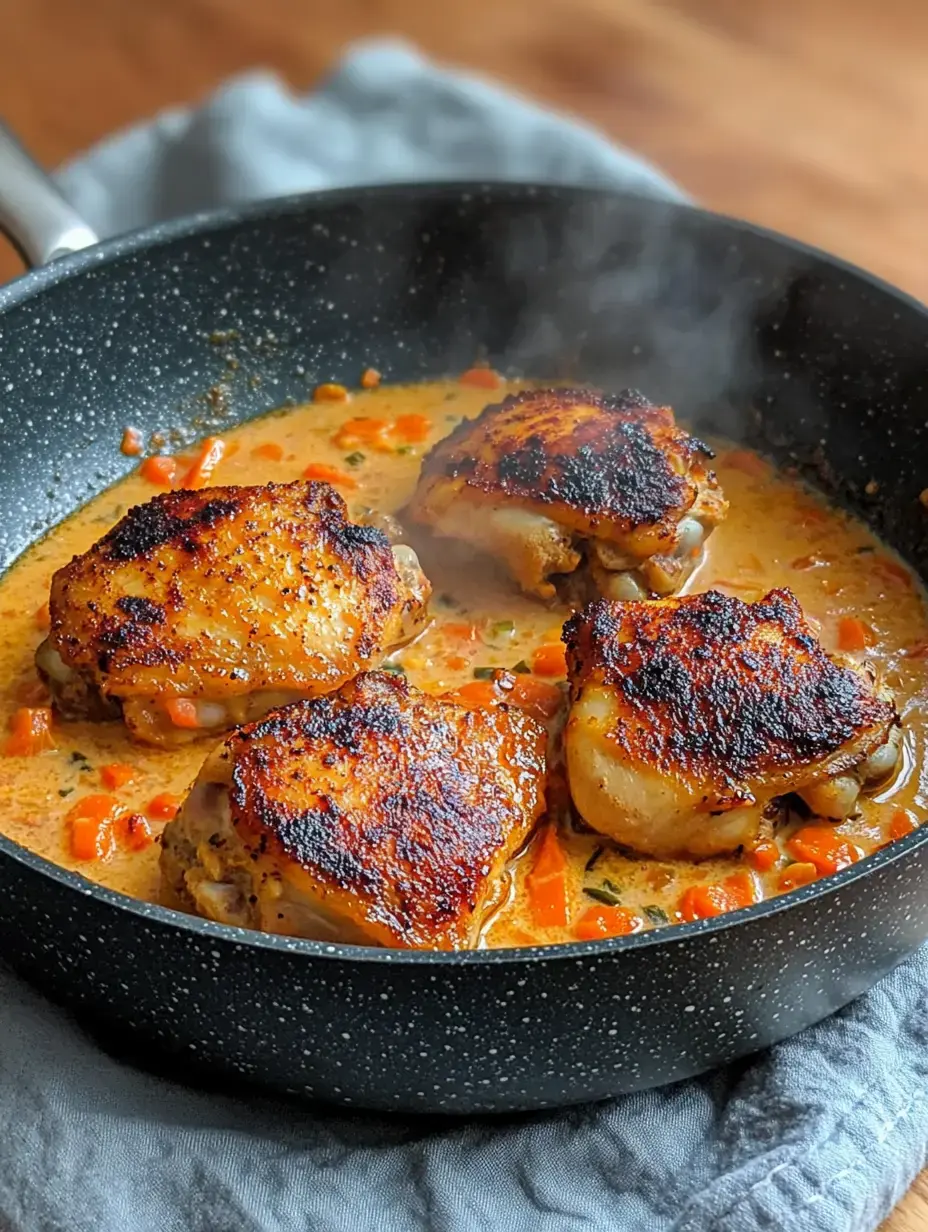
(36, 481, 431, 747)
(563, 589, 901, 859)
(160, 671, 548, 949)
(407, 387, 727, 601)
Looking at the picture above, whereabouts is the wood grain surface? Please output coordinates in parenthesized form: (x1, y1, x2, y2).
(0, 1, 926, 1226)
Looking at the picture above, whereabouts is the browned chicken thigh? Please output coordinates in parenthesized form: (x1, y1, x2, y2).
(408, 387, 727, 601)
(563, 589, 901, 859)
(36, 481, 430, 746)
(160, 671, 548, 948)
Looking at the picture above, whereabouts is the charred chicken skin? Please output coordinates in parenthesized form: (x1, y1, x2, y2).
(408, 387, 727, 601)
(563, 589, 901, 859)
(37, 481, 430, 747)
(160, 671, 548, 949)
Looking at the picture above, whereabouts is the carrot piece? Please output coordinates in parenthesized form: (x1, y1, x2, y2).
(445, 654, 469, 672)
(574, 905, 644, 941)
(531, 643, 567, 678)
(837, 616, 869, 652)
(313, 383, 350, 403)
(34, 602, 50, 631)
(302, 463, 357, 490)
(786, 825, 863, 875)
(146, 792, 182, 821)
(746, 838, 780, 872)
(392, 413, 431, 443)
(180, 436, 226, 490)
(443, 680, 499, 709)
(67, 794, 120, 861)
(163, 698, 201, 729)
(332, 416, 393, 452)
(120, 427, 144, 457)
(779, 861, 818, 891)
(507, 676, 563, 721)
(889, 809, 917, 841)
(459, 366, 502, 389)
(114, 812, 153, 851)
(4, 707, 55, 756)
(444, 622, 482, 641)
(252, 442, 284, 462)
(100, 762, 137, 791)
(360, 367, 381, 389)
(531, 825, 568, 880)
(527, 871, 569, 928)
(722, 449, 771, 480)
(679, 871, 760, 921)
(139, 455, 178, 487)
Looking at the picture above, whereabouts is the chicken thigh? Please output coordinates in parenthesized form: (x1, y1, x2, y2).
(160, 671, 548, 948)
(37, 481, 430, 746)
(408, 387, 727, 601)
(563, 589, 900, 859)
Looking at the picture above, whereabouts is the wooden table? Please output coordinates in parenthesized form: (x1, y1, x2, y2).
(0, 0, 926, 1225)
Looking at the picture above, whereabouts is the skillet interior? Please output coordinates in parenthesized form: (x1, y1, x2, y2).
(0, 183, 927, 1112)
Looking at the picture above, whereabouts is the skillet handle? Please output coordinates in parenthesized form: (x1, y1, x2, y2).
(0, 121, 98, 267)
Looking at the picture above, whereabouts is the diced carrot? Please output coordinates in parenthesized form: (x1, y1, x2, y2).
(746, 838, 780, 872)
(837, 616, 869, 652)
(679, 871, 760, 922)
(360, 367, 381, 389)
(180, 436, 226, 490)
(445, 654, 469, 672)
(890, 808, 917, 841)
(444, 622, 482, 641)
(252, 442, 284, 462)
(163, 698, 201, 729)
(302, 463, 357, 489)
(100, 762, 137, 791)
(333, 417, 393, 452)
(120, 427, 144, 457)
(507, 676, 564, 721)
(531, 825, 567, 880)
(139, 455, 178, 487)
(392, 413, 431, 444)
(531, 643, 567, 678)
(779, 861, 818, 891)
(786, 825, 863, 875)
(722, 449, 771, 480)
(4, 707, 55, 756)
(459, 366, 502, 389)
(527, 871, 569, 928)
(574, 905, 644, 941)
(313, 383, 350, 403)
(34, 602, 50, 631)
(442, 680, 499, 709)
(114, 812, 153, 851)
(67, 794, 121, 861)
(146, 792, 182, 821)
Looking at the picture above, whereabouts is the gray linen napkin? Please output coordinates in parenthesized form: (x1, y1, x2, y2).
(0, 37, 925, 1232)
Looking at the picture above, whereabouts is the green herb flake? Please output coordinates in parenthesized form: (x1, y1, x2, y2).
(491, 620, 515, 638)
(437, 593, 459, 609)
(395, 445, 414, 455)
(584, 885, 623, 907)
(472, 666, 497, 680)
(602, 878, 623, 895)
(584, 846, 605, 872)
(512, 660, 532, 674)
(70, 751, 90, 764)
(344, 451, 366, 467)
(58, 787, 75, 798)
(643, 904, 670, 925)
(382, 662, 406, 676)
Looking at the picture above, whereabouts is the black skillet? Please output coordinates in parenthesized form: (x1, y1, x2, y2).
(0, 123, 926, 1115)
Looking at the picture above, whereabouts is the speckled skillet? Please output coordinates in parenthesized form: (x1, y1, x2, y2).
(0, 128, 927, 1115)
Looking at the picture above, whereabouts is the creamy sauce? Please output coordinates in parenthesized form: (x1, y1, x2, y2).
(0, 379, 926, 947)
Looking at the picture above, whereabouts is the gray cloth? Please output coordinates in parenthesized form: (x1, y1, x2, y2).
(0, 36, 922, 1232)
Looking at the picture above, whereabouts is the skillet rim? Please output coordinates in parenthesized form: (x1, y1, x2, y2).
(1, 178, 926, 967)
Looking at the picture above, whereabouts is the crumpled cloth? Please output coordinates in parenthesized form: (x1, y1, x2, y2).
(0, 37, 921, 1232)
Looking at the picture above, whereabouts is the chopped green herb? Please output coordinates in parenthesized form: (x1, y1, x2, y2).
(437, 593, 459, 609)
(382, 662, 406, 676)
(643, 904, 670, 925)
(584, 845, 605, 872)
(602, 878, 623, 895)
(473, 666, 497, 680)
(344, 451, 366, 467)
(584, 885, 623, 907)
(58, 787, 74, 798)
(444, 392, 459, 402)
(70, 751, 89, 764)
(395, 445, 414, 455)
(491, 620, 515, 637)
(512, 660, 531, 674)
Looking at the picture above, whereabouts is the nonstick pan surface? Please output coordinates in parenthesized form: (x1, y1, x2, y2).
(1, 148, 927, 1111)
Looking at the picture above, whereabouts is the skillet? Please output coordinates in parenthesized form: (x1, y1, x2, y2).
(0, 123, 927, 1115)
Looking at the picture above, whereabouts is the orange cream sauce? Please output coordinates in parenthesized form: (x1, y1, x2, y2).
(0, 378, 926, 948)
